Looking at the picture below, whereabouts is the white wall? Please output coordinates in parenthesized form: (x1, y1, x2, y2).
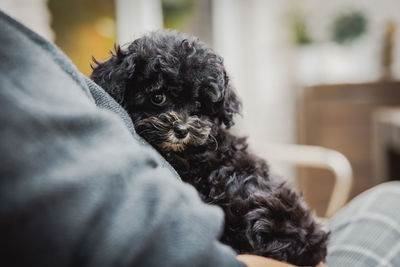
(212, 0, 296, 180)
(0, 0, 54, 40)
(213, 0, 296, 144)
(116, 0, 163, 44)
(291, 0, 400, 84)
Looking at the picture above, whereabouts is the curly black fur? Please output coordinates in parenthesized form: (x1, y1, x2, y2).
(91, 30, 329, 266)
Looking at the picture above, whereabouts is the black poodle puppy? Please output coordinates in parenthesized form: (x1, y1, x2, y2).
(91, 30, 329, 266)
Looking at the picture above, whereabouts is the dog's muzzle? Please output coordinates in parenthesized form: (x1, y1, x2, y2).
(173, 124, 189, 139)
(134, 111, 213, 152)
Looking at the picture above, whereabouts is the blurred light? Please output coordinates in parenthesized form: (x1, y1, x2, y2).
(94, 16, 116, 39)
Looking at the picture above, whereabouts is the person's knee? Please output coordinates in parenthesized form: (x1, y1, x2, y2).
(367, 181, 400, 193)
(343, 181, 400, 211)
(327, 181, 400, 266)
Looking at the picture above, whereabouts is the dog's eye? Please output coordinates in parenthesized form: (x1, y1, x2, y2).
(151, 93, 167, 106)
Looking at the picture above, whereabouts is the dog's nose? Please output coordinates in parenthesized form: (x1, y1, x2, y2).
(173, 125, 188, 139)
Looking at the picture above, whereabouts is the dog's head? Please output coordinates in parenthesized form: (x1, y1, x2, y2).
(91, 30, 241, 152)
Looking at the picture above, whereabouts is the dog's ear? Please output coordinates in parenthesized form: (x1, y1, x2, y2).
(205, 82, 224, 103)
(221, 74, 241, 128)
(90, 45, 136, 105)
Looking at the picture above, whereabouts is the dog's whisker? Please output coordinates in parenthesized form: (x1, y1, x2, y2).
(169, 111, 180, 122)
(150, 123, 167, 132)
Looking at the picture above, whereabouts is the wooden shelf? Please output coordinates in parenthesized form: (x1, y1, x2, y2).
(298, 81, 400, 215)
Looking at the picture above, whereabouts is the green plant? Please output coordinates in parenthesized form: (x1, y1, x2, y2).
(332, 11, 368, 44)
(162, 0, 193, 30)
(290, 12, 313, 46)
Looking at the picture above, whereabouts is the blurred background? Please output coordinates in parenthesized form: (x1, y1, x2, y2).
(2, 0, 400, 217)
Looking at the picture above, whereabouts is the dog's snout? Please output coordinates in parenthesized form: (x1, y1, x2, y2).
(173, 124, 188, 139)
